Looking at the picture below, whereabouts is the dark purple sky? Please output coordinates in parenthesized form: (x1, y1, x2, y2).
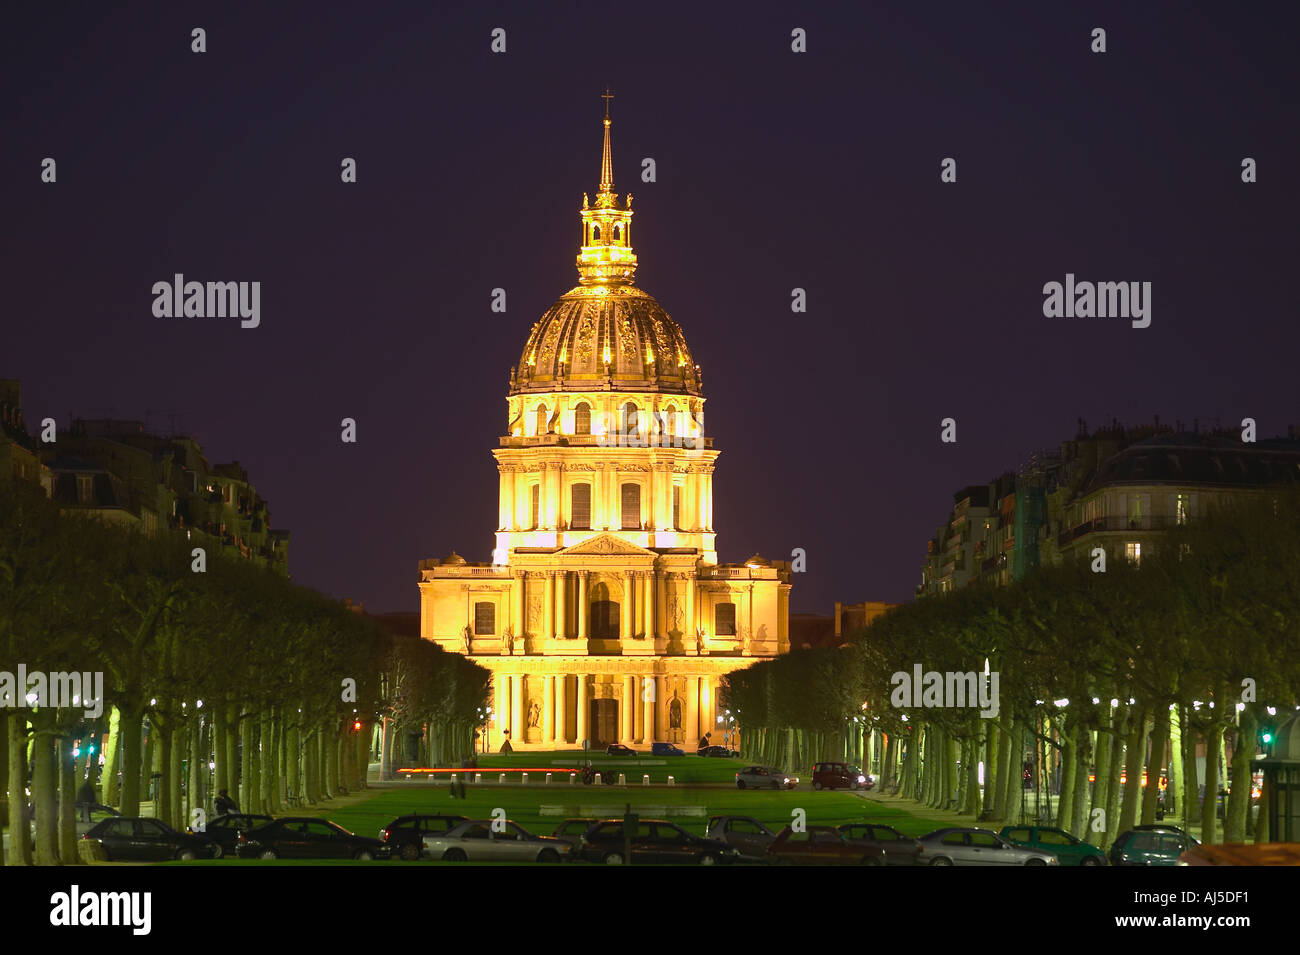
(5, 2, 1297, 614)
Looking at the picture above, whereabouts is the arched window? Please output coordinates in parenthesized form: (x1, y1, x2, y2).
(570, 483, 591, 530)
(664, 404, 677, 437)
(613, 224, 622, 241)
(621, 483, 641, 530)
(673, 485, 682, 530)
(715, 602, 737, 636)
(593, 224, 601, 240)
(474, 602, 495, 635)
(535, 404, 548, 435)
(530, 484, 540, 530)
(622, 402, 639, 435)
(574, 402, 591, 435)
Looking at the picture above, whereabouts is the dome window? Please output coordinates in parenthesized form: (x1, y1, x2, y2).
(575, 402, 591, 435)
(570, 483, 591, 529)
(536, 404, 549, 436)
(621, 483, 641, 530)
(529, 485, 540, 530)
(592, 224, 601, 240)
(622, 402, 639, 436)
(613, 224, 621, 241)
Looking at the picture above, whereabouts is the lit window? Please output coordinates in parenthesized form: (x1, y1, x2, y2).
(673, 485, 681, 530)
(535, 404, 548, 435)
(621, 483, 641, 529)
(1176, 494, 1189, 525)
(571, 483, 591, 530)
(530, 485, 540, 530)
(474, 602, 495, 635)
(574, 402, 591, 435)
(1125, 541, 1141, 565)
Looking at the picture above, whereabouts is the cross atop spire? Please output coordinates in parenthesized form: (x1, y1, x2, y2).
(599, 89, 615, 194)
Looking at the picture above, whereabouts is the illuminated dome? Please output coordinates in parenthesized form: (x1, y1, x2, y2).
(508, 98, 701, 398)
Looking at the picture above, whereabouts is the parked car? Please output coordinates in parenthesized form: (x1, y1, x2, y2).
(190, 813, 274, 858)
(811, 762, 872, 791)
(651, 742, 685, 756)
(83, 817, 218, 862)
(705, 815, 777, 860)
(577, 819, 740, 865)
(1109, 825, 1198, 866)
(234, 817, 390, 860)
(379, 813, 468, 861)
(765, 826, 885, 865)
(424, 820, 571, 862)
(699, 745, 738, 758)
(736, 765, 798, 790)
(837, 823, 923, 865)
(999, 825, 1107, 866)
(605, 744, 635, 756)
(917, 828, 1059, 866)
(550, 817, 599, 849)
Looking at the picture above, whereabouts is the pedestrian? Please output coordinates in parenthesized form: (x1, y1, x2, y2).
(76, 779, 96, 806)
(214, 788, 239, 815)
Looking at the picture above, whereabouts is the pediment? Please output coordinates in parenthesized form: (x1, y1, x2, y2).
(556, 533, 658, 557)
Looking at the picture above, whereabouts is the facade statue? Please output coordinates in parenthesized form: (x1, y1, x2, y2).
(528, 700, 541, 728)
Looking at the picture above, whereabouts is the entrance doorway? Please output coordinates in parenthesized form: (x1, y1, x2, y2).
(589, 698, 619, 746)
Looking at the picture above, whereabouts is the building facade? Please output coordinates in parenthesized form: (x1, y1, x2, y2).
(419, 103, 791, 751)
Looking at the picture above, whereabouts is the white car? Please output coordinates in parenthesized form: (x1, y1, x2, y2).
(735, 766, 798, 790)
(422, 819, 572, 862)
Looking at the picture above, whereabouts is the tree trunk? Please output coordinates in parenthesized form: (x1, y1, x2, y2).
(287, 724, 301, 807)
(32, 709, 60, 865)
(261, 712, 277, 814)
(1117, 708, 1147, 836)
(1224, 708, 1255, 843)
(1071, 723, 1091, 838)
(1168, 704, 1183, 823)
(101, 707, 122, 806)
(1057, 715, 1076, 830)
(117, 702, 144, 818)
(225, 705, 240, 810)
(1182, 708, 1199, 833)
(1141, 706, 1169, 825)
(157, 722, 173, 829)
(6, 715, 31, 865)
(59, 733, 78, 865)
(1104, 707, 1125, 846)
(1089, 715, 1112, 846)
(1201, 718, 1222, 844)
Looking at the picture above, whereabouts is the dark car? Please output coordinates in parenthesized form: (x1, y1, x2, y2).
(1000, 825, 1107, 866)
(837, 823, 923, 866)
(811, 762, 872, 791)
(651, 742, 685, 756)
(550, 817, 599, 848)
(235, 817, 391, 860)
(577, 819, 740, 865)
(379, 814, 469, 861)
(605, 744, 635, 756)
(83, 817, 218, 862)
(705, 815, 777, 861)
(190, 813, 274, 858)
(698, 745, 737, 758)
(1109, 825, 1198, 866)
(766, 826, 885, 865)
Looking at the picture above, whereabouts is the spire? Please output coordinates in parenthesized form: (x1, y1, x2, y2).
(599, 87, 615, 194)
(576, 90, 637, 286)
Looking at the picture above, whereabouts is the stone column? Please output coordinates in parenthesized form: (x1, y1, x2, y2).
(642, 675, 655, 743)
(494, 673, 506, 743)
(685, 575, 696, 646)
(686, 676, 699, 747)
(577, 571, 589, 640)
(705, 467, 714, 531)
(622, 675, 635, 743)
(656, 675, 668, 744)
(512, 572, 525, 637)
(575, 674, 588, 745)
(555, 570, 567, 638)
(643, 571, 656, 640)
(542, 571, 554, 641)
(511, 674, 524, 746)
(543, 674, 555, 742)
(498, 466, 513, 530)
(621, 570, 634, 639)
(555, 674, 567, 744)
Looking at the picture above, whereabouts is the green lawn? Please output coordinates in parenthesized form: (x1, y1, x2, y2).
(409, 750, 755, 786)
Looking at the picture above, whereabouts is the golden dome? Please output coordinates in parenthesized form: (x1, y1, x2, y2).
(509, 94, 701, 398)
(512, 286, 700, 396)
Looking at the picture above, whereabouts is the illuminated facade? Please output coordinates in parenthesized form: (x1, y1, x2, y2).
(418, 99, 791, 750)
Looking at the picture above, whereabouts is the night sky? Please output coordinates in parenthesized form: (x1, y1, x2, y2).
(5, 2, 1297, 614)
